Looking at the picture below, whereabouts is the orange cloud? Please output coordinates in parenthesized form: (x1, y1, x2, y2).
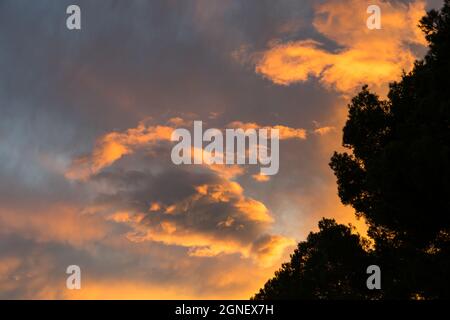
(64, 281, 198, 300)
(63, 118, 302, 268)
(115, 179, 289, 262)
(80, 175, 292, 266)
(251, 235, 296, 267)
(67, 120, 307, 181)
(66, 119, 311, 183)
(62, 262, 282, 300)
(254, 0, 427, 94)
(252, 174, 271, 182)
(0, 204, 110, 247)
(66, 121, 174, 180)
(0, 257, 21, 280)
(314, 126, 335, 136)
(149, 202, 161, 212)
(235, 198, 273, 223)
(228, 121, 307, 140)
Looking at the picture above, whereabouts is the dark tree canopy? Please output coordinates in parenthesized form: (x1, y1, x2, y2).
(252, 219, 377, 300)
(330, 0, 450, 248)
(255, 1, 450, 299)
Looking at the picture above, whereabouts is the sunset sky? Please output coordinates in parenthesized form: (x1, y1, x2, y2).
(0, 0, 443, 299)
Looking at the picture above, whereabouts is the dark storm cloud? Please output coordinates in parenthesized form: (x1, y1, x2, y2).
(0, 0, 336, 128)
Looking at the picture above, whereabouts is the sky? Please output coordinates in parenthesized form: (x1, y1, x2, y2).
(0, 0, 443, 299)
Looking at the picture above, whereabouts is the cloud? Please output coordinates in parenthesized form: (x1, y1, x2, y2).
(63, 118, 296, 266)
(62, 280, 203, 299)
(0, 256, 21, 292)
(85, 168, 292, 265)
(228, 121, 307, 140)
(253, 0, 428, 94)
(67, 119, 310, 181)
(0, 203, 111, 247)
(314, 126, 335, 136)
(252, 174, 271, 182)
(65, 120, 175, 180)
(251, 234, 295, 267)
(61, 114, 345, 267)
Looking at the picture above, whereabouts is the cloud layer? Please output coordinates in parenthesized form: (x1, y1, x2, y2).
(254, 0, 427, 94)
(0, 0, 436, 299)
